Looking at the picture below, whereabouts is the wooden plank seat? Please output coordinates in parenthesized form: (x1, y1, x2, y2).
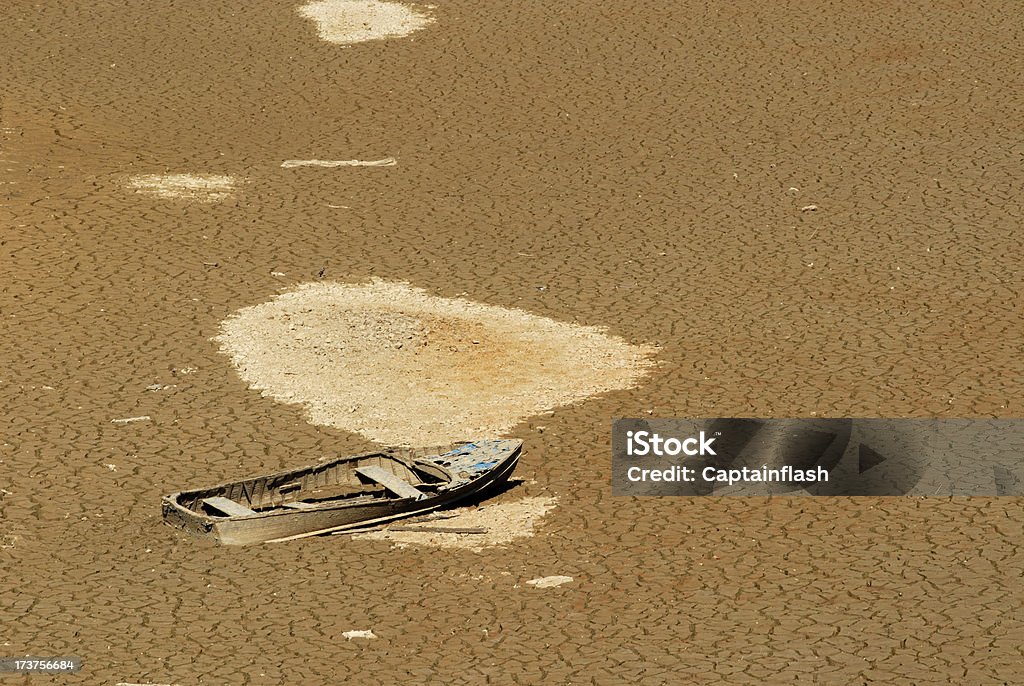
(282, 501, 317, 510)
(202, 496, 257, 517)
(354, 465, 424, 499)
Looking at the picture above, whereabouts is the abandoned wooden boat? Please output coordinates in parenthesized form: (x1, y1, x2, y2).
(161, 439, 522, 545)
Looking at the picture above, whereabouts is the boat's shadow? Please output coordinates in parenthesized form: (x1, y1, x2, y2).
(437, 477, 525, 511)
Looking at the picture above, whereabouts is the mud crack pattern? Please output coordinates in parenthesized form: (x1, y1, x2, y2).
(0, 0, 1022, 683)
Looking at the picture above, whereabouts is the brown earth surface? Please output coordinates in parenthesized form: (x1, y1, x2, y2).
(1, 0, 1022, 684)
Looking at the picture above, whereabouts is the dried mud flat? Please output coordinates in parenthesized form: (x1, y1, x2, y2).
(2, 0, 1023, 684)
(216, 279, 657, 446)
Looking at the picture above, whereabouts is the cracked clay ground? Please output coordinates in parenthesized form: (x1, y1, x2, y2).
(1, 0, 1022, 684)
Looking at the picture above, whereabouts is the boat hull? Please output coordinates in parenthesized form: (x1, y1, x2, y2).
(161, 440, 521, 545)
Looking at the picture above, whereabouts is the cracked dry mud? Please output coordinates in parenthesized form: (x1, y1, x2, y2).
(1, 0, 1022, 684)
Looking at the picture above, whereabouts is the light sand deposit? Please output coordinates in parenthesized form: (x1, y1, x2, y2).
(354, 497, 558, 550)
(526, 575, 574, 588)
(298, 0, 434, 45)
(125, 173, 237, 201)
(280, 158, 396, 167)
(215, 279, 657, 446)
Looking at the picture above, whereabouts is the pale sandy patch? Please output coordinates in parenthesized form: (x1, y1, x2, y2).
(281, 158, 396, 168)
(526, 575, 574, 588)
(125, 173, 237, 202)
(110, 415, 151, 425)
(341, 629, 377, 639)
(215, 279, 658, 446)
(298, 0, 434, 45)
(354, 496, 558, 550)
